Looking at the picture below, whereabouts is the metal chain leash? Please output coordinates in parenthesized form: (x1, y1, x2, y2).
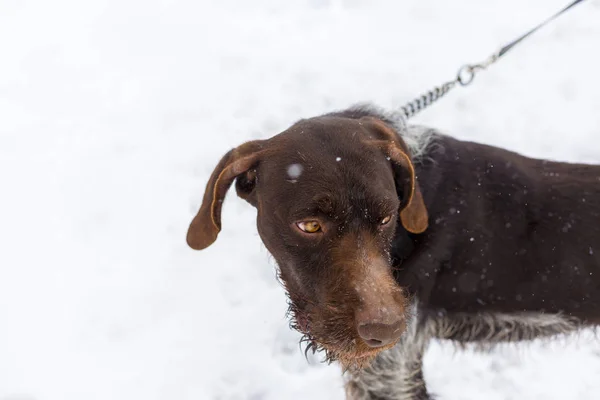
(400, 0, 587, 120)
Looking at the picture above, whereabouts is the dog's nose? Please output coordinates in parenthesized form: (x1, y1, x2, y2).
(357, 320, 404, 347)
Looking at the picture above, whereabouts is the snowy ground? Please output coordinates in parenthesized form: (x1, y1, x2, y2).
(1, 0, 600, 399)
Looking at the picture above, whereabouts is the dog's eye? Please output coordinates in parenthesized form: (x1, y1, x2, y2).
(296, 221, 322, 233)
(380, 215, 392, 225)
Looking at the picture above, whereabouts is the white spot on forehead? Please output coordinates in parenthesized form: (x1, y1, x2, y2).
(287, 164, 303, 180)
(336, 157, 342, 162)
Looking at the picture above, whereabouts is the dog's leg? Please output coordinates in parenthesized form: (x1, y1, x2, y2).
(344, 323, 432, 400)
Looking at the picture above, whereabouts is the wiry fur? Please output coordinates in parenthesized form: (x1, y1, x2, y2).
(327, 103, 436, 161)
(427, 311, 581, 349)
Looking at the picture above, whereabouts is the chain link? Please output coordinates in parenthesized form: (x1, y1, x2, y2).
(398, 0, 586, 120)
(399, 80, 457, 120)
(399, 52, 500, 120)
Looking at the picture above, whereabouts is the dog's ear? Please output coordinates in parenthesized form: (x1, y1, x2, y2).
(187, 140, 266, 250)
(386, 143, 429, 234)
(361, 117, 428, 234)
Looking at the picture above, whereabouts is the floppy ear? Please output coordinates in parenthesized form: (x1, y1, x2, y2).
(385, 143, 429, 234)
(361, 118, 428, 234)
(187, 140, 266, 250)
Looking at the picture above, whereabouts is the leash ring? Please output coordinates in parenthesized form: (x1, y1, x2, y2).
(457, 65, 476, 86)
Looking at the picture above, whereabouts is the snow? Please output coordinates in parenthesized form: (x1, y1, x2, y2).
(1, 0, 600, 399)
(287, 164, 304, 180)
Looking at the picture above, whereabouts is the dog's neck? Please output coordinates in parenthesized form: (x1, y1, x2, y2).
(395, 132, 600, 323)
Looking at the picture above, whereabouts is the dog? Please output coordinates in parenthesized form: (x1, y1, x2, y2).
(187, 104, 600, 399)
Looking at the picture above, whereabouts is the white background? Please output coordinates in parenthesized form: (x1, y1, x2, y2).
(1, 0, 600, 399)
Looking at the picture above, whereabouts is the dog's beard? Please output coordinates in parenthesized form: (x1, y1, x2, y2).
(286, 297, 397, 372)
(277, 268, 404, 371)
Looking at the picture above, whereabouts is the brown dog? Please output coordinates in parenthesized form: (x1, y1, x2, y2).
(187, 105, 600, 399)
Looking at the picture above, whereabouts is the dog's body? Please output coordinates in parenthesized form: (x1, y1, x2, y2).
(188, 105, 600, 399)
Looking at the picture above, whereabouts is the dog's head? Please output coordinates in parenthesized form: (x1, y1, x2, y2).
(187, 115, 428, 369)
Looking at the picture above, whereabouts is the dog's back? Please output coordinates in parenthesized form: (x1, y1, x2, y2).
(401, 132, 600, 321)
